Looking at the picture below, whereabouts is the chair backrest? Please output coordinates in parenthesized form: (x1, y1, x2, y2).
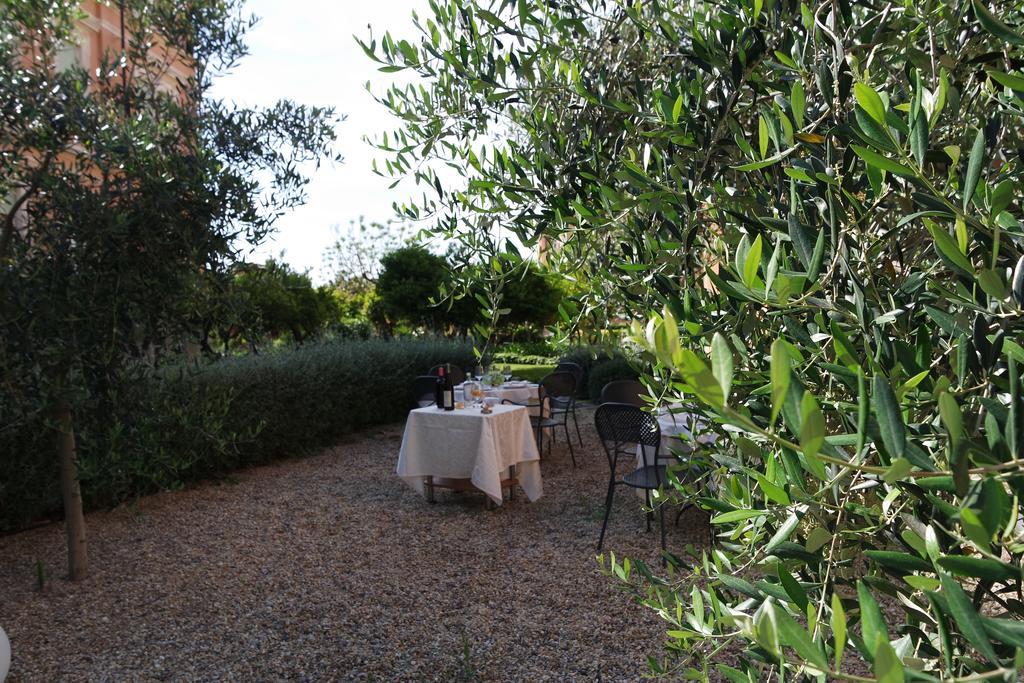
(428, 364, 466, 386)
(412, 375, 438, 408)
(599, 379, 646, 407)
(540, 371, 576, 410)
(594, 402, 660, 472)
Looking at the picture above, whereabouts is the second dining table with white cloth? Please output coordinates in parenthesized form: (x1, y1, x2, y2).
(634, 406, 717, 497)
(397, 403, 543, 505)
(456, 381, 547, 416)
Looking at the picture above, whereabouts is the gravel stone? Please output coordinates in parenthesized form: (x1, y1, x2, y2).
(0, 405, 710, 681)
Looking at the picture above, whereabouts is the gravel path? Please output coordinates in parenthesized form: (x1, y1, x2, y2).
(0, 407, 710, 681)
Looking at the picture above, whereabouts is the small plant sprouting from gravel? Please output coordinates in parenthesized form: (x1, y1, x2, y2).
(34, 559, 46, 591)
(455, 630, 479, 683)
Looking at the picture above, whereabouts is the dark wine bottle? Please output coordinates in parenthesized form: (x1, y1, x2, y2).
(442, 363, 455, 411)
(435, 365, 445, 409)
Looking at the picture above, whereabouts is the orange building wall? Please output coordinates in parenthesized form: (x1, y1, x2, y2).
(4, 3, 195, 229)
(68, 1, 193, 95)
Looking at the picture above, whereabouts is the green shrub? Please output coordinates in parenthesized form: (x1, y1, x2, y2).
(558, 347, 616, 398)
(77, 369, 250, 510)
(587, 357, 639, 401)
(201, 337, 474, 461)
(491, 339, 564, 364)
(0, 366, 245, 531)
(327, 318, 373, 340)
(0, 338, 473, 532)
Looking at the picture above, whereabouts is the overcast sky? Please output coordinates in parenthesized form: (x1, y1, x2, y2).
(210, 0, 425, 283)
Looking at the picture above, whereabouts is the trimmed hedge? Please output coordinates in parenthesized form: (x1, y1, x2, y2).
(586, 357, 639, 401)
(558, 347, 616, 398)
(201, 337, 474, 461)
(0, 338, 474, 533)
(491, 340, 563, 365)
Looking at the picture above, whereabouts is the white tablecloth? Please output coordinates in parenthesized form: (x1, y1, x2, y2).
(397, 404, 543, 505)
(457, 382, 546, 416)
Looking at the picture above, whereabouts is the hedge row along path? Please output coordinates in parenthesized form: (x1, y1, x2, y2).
(0, 408, 712, 680)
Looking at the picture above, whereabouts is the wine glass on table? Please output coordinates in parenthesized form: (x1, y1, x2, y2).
(468, 380, 484, 407)
(502, 364, 512, 383)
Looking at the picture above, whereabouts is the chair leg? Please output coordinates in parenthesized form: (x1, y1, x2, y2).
(598, 480, 615, 550)
(644, 489, 652, 532)
(564, 420, 576, 467)
(572, 407, 583, 446)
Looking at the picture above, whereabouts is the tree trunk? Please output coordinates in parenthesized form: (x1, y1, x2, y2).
(55, 398, 88, 580)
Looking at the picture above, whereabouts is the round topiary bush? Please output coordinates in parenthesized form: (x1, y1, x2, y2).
(558, 347, 614, 398)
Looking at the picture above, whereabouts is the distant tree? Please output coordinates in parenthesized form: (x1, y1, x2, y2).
(324, 217, 415, 284)
(374, 240, 563, 337)
(501, 264, 563, 330)
(323, 218, 414, 322)
(375, 245, 446, 332)
(0, 1, 337, 579)
(230, 260, 340, 348)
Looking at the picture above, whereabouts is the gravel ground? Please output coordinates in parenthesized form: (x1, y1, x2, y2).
(0, 406, 710, 682)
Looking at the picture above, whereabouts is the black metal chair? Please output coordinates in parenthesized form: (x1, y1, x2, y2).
(594, 402, 667, 563)
(599, 379, 646, 407)
(428, 364, 466, 385)
(503, 371, 578, 467)
(412, 375, 439, 408)
(555, 361, 585, 446)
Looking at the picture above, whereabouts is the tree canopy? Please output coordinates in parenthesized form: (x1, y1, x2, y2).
(374, 244, 562, 335)
(366, 0, 1024, 679)
(228, 259, 340, 348)
(0, 0, 337, 579)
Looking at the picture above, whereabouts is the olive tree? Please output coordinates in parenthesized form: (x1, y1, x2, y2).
(366, 0, 1024, 679)
(0, 0, 337, 579)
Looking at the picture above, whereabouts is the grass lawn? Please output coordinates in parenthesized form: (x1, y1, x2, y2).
(505, 363, 555, 383)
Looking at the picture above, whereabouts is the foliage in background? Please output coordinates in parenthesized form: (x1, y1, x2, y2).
(491, 339, 565, 365)
(0, 0, 337, 577)
(375, 245, 450, 332)
(324, 217, 415, 322)
(0, 337, 473, 533)
(374, 244, 564, 337)
(225, 259, 340, 350)
(559, 347, 618, 399)
(587, 357, 640, 402)
(366, 0, 1024, 680)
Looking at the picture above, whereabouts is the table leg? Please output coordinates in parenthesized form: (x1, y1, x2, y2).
(425, 475, 435, 503)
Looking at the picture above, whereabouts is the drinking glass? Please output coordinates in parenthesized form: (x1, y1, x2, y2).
(502, 364, 512, 382)
(466, 380, 484, 407)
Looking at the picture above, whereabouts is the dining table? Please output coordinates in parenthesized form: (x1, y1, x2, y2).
(397, 403, 543, 506)
(635, 405, 717, 497)
(456, 380, 547, 417)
